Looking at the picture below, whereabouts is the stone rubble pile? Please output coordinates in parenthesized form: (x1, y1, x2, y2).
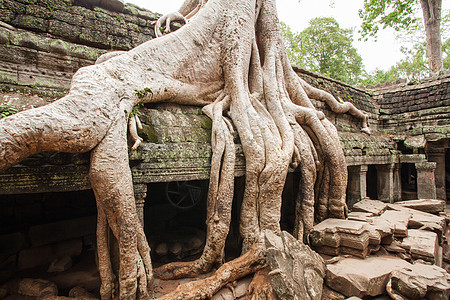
(309, 199, 449, 299)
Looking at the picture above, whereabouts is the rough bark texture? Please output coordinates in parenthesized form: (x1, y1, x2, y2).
(420, 0, 443, 74)
(0, 0, 370, 298)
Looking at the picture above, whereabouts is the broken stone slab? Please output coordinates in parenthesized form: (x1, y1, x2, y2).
(395, 199, 445, 214)
(400, 229, 438, 264)
(347, 211, 373, 222)
(383, 241, 406, 254)
(68, 286, 97, 299)
(352, 199, 388, 216)
(0, 278, 58, 299)
(325, 256, 412, 298)
(309, 219, 384, 258)
(265, 230, 325, 300)
(378, 210, 411, 238)
(386, 263, 450, 300)
(388, 203, 446, 242)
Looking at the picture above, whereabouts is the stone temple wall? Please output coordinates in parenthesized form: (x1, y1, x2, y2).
(0, 0, 449, 279)
(373, 74, 450, 143)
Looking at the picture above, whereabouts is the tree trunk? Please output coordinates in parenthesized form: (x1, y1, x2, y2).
(420, 0, 443, 74)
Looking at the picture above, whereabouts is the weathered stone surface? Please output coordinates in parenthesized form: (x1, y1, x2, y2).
(387, 263, 450, 300)
(400, 229, 439, 264)
(18, 239, 82, 270)
(388, 203, 446, 242)
(309, 218, 383, 258)
(265, 231, 325, 300)
(379, 209, 411, 238)
(1, 278, 58, 298)
(384, 241, 406, 254)
(395, 199, 445, 214)
(47, 255, 73, 273)
(352, 199, 388, 216)
(325, 256, 412, 298)
(68, 286, 97, 299)
(29, 216, 95, 247)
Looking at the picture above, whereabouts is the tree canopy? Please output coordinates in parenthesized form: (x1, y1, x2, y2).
(282, 17, 363, 85)
(359, 0, 443, 74)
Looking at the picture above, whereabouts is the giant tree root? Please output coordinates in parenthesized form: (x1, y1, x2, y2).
(157, 243, 265, 299)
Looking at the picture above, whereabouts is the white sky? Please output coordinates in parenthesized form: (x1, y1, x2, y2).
(129, 0, 449, 72)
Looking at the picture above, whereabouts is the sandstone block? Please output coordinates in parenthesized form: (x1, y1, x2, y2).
(325, 256, 412, 298)
(388, 203, 446, 242)
(352, 199, 388, 216)
(379, 210, 411, 238)
(309, 219, 382, 258)
(395, 199, 445, 214)
(400, 229, 438, 263)
(265, 231, 325, 300)
(387, 263, 450, 300)
(18, 239, 82, 270)
(28, 216, 95, 247)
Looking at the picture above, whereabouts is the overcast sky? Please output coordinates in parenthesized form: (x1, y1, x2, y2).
(128, 0, 449, 72)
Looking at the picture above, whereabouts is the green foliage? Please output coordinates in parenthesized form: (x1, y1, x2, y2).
(282, 18, 364, 85)
(0, 102, 18, 119)
(359, 0, 420, 40)
(130, 103, 143, 117)
(361, 10, 449, 85)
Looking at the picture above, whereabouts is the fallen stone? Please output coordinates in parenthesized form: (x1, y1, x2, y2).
(234, 276, 252, 298)
(18, 239, 82, 270)
(1, 278, 58, 298)
(379, 210, 411, 238)
(347, 211, 372, 222)
(68, 286, 96, 299)
(395, 199, 445, 214)
(28, 216, 95, 247)
(155, 243, 168, 256)
(47, 256, 73, 273)
(352, 199, 388, 216)
(386, 263, 450, 300)
(211, 286, 234, 300)
(325, 256, 412, 298)
(309, 219, 381, 258)
(384, 241, 406, 254)
(388, 203, 446, 242)
(400, 229, 438, 264)
(265, 230, 325, 300)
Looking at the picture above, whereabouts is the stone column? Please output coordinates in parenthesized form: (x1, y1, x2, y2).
(347, 165, 368, 208)
(393, 164, 402, 202)
(133, 184, 147, 226)
(376, 164, 395, 203)
(426, 149, 446, 201)
(415, 162, 437, 200)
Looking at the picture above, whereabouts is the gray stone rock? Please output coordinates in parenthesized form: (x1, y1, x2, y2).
(386, 263, 450, 300)
(325, 256, 412, 298)
(265, 230, 325, 300)
(400, 229, 438, 264)
(212, 286, 234, 300)
(18, 239, 82, 270)
(28, 216, 96, 247)
(309, 218, 380, 258)
(47, 255, 72, 273)
(352, 199, 388, 216)
(388, 203, 446, 242)
(395, 199, 445, 214)
(234, 276, 252, 298)
(379, 210, 411, 238)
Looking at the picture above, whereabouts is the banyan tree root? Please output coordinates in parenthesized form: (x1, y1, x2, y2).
(157, 243, 265, 300)
(0, 0, 369, 298)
